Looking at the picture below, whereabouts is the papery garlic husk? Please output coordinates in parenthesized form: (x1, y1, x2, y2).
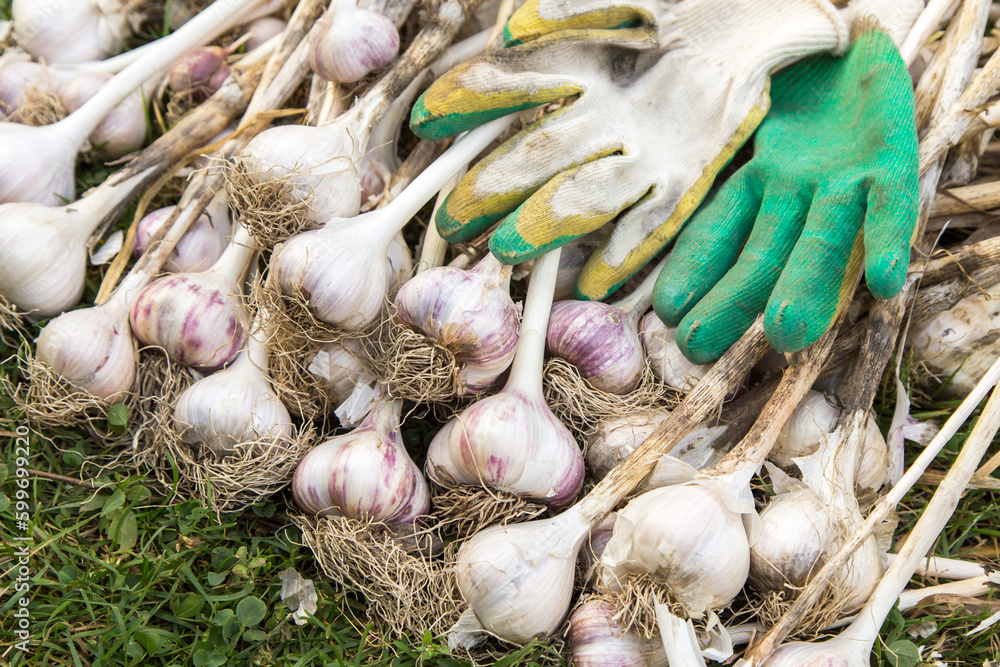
(426, 385, 585, 508)
(237, 124, 362, 222)
(600, 481, 750, 615)
(134, 200, 232, 274)
(772, 390, 889, 493)
(59, 72, 147, 159)
(130, 228, 254, 369)
(547, 299, 645, 394)
(393, 253, 521, 394)
(291, 397, 430, 522)
(909, 282, 1000, 398)
(307, 338, 367, 405)
(309, 0, 400, 83)
(13, 0, 130, 63)
(585, 410, 725, 480)
(173, 320, 292, 456)
(455, 509, 591, 643)
(640, 311, 713, 392)
(270, 225, 391, 332)
(569, 598, 667, 667)
(35, 294, 136, 401)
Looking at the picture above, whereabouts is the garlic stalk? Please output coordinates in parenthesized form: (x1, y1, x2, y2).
(130, 225, 256, 369)
(393, 253, 521, 394)
(12, 0, 131, 63)
(546, 258, 667, 394)
(173, 312, 293, 456)
(640, 311, 713, 392)
(237, 0, 479, 222)
(269, 115, 513, 332)
(751, 371, 1000, 666)
(1, 0, 271, 205)
(425, 248, 586, 508)
(292, 395, 430, 523)
(309, 0, 400, 83)
(134, 195, 233, 274)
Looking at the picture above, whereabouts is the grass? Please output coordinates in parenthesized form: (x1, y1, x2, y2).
(1, 1, 999, 664)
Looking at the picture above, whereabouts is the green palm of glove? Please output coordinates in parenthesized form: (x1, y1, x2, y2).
(653, 28, 918, 364)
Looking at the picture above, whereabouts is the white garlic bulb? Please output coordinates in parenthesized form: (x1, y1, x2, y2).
(393, 253, 521, 394)
(245, 16, 286, 50)
(309, 0, 400, 83)
(0, 121, 81, 205)
(600, 482, 751, 614)
(640, 311, 713, 392)
(307, 339, 367, 405)
(386, 231, 412, 291)
(173, 316, 292, 456)
(569, 598, 666, 667)
(59, 72, 148, 159)
(762, 640, 861, 666)
(13, 0, 130, 63)
(36, 294, 136, 401)
(292, 397, 430, 522)
(0, 57, 60, 118)
(456, 509, 591, 643)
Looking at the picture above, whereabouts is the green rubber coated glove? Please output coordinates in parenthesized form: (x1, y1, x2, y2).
(410, 0, 847, 301)
(652, 28, 918, 364)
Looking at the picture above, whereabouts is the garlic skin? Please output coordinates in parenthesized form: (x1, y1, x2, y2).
(569, 599, 666, 667)
(0, 122, 80, 205)
(386, 231, 412, 291)
(0, 201, 91, 315)
(456, 510, 591, 643)
(0, 58, 58, 117)
(426, 387, 585, 507)
(292, 397, 430, 523)
(173, 323, 292, 456)
(309, 0, 400, 83)
(600, 482, 750, 614)
(134, 203, 232, 274)
(307, 339, 367, 405)
(59, 72, 147, 159)
(547, 300, 645, 394)
(856, 422, 889, 495)
(36, 297, 136, 401)
(13, 0, 130, 63)
(640, 311, 712, 392)
(237, 124, 362, 222)
(762, 641, 860, 666)
(394, 254, 521, 394)
(270, 226, 390, 332)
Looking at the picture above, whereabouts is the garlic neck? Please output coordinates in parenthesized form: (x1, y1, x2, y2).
(211, 225, 257, 284)
(361, 396, 403, 434)
(68, 169, 149, 243)
(506, 248, 561, 397)
(611, 256, 668, 324)
(468, 252, 510, 288)
(245, 317, 272, 371)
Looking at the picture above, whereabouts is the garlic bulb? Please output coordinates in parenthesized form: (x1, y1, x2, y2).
(292, 396, 430, 522)
(35, 288, 136, 401)
(309, 0, 400, 83)
(762, 641, 860, 666)
(386, 231, 412, 291)
(168, 43, 241, 99)
(307, 338, 367, 405)
(130, 226, 255, 369)
(909, 281, 1000, 398)
(393, 253, 521, 394)
(426, 249, 585, 508)
(547, 259, 666, 394)
(455, 509, 592, 643)
(640, 311, 713, 392)
(12, 0, 130, 63)
(134, 197, 232, 274)
(173, 314, 292, 456)
(59, 72, 148, 159)
(553, 241, 590, 301)
(0, 57, 59, 118)
(569, 599, 666, 667)
(270, 116, 514, 331)
(246, 17, 286, 50)
(600, 481, 751, 614)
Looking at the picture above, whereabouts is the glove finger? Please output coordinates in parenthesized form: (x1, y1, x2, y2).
(411, 41, 600, 141)
(764, 189, 866, 353)
(653, 171, 763, 326)
(489, 155, 648, 263)
(675, 190, 811, 364)
(504, 0, 657, 46)
(436, 103, 620, 242)
(863, 172, 918, 299)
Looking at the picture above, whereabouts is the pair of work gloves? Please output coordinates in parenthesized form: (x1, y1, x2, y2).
(410, 0, 920, 364)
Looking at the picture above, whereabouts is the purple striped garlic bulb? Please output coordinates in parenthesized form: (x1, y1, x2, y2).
(569, 599, 666, 667)
(134, 196, 232, 274)
(425, 249, 585, 508)
(393, 253, 521, 395)
(292, 396, 429, 522)
(130, 226, 255, 369)
(547, 258, 666, 394)
(308, 0, 399, 83)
